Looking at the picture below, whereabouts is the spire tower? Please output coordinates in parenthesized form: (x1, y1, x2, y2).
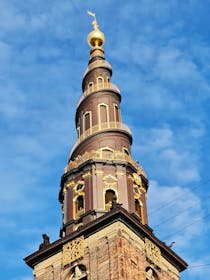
(59, 12, 149, 236)
(24, 14, 187, 280)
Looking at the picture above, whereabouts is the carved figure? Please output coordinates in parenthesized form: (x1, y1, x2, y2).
(39, 234, 50, 250)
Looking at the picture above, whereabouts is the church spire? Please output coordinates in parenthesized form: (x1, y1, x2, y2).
(24, 14, 188, 279)
(59, 13, 149, 237)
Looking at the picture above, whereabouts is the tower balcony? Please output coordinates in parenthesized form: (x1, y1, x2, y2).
(84, 81, 120, 96)
(65, 148, 147, 178)
(77, 81, 120, 107)
(69, 121, 132, 157)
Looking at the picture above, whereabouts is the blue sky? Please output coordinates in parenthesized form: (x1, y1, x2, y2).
(1, 1, 210, 279)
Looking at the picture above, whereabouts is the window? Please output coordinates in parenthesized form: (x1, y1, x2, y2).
(76, 184, 84, 191)
(77, 126, 80, 137)
(76, 195, 84, 211)
(135, 199, 143, 220)
(146, 267, 159, 280)
(83, 111, 92, 134)
(105, 189, 116, 210)
(69, 265, 87, 280)
(88, 82, 93, 88)
(98, 104, 109, 129)
(101, 147, 113, 159)
(74, 195, 85, 219)
(113, 104, 120, 123)
(97, 76, 104, 86)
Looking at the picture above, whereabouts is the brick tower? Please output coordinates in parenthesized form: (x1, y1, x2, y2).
(24, 13, 187, 280)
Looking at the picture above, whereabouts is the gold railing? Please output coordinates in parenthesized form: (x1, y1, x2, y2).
(81, 122, 131, 139)
(77, 82, 120, 107)
(70, 122, 132, 156)
(84, 81, 120, 96)
(65, 149, 146, 177)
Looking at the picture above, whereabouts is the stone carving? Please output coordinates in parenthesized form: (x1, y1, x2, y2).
(145, 238, 162, 268)
(110, 195, 122, 210)
(39, 234, 50, 250)
(62, 236, 84, 266)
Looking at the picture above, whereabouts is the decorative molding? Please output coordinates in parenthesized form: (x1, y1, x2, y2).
(133, 173, 142, 186)
(128, 174, 134, 181)
(103, 174, 118, 188)
(95, 170, 104, 174)
(145, 238, 162, 268)
(67, 149, 147, 179)
(62, 236, 84, 266)
(82, 172, 91, 178)
(66, 181, 75, 188)
(116, 172, 125, 176)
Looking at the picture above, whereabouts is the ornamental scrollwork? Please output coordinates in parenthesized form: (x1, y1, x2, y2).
(62, 236, 84, 266)
(145, 238, 162, 268)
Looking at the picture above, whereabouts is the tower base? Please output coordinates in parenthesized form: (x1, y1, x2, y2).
(24, 207, 187, 280)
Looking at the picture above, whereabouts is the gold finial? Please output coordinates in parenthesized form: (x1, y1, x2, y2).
(87, 11, 105, 48)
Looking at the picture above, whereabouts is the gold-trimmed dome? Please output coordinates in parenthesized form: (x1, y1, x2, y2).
(87, 11, 105, 48)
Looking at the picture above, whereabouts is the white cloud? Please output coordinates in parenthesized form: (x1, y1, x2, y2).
(148, 180, 203, 248)
(132, 125, 201, 184)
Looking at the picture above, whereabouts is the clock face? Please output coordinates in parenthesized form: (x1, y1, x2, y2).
(133, 173, 141, 186)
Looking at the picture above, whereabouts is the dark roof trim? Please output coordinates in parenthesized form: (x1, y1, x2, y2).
(24, 206, 188, 271)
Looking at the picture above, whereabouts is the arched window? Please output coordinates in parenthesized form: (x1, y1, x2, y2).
(76, 195, 84, 211)
(105, 189, 116, 210)
(83, 111, 92, 134)
(135, 199, 143, 221)
(101, 147, 113, 159)
(74, 195, 85, 219)
(97, 76, 104, 87)
(113, 104, 120, 123)
(69, 264, 87, 280)
(146, 267, 159, 280)
(98, 104, 109, 128)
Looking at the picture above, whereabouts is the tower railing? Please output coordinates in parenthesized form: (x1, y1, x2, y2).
(77, 82, 120, 107)
(69, 121, 132, 157)
(84, 81, 120, 96)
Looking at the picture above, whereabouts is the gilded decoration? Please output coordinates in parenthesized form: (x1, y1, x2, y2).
(67, 149, 146, 177)
(82, 172, 91, 178)
(133, 173, 142, 186)
(145, 238, 162, 268)
(133, 184, 141, 198)
(62, 236, 84, 266)
(65, 149, 146, 177)
(87, 11, 105, 48)
(103, 174, 117, 188)
(66, 181, 75, 189)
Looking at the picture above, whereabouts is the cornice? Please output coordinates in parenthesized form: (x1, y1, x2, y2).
(24, 206, 187, 272)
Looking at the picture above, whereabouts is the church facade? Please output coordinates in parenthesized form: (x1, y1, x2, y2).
(24, 15, 187, 280)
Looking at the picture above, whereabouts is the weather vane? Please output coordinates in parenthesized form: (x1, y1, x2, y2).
(87, 10, 105, 48)
(87, 10, 99, 30)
